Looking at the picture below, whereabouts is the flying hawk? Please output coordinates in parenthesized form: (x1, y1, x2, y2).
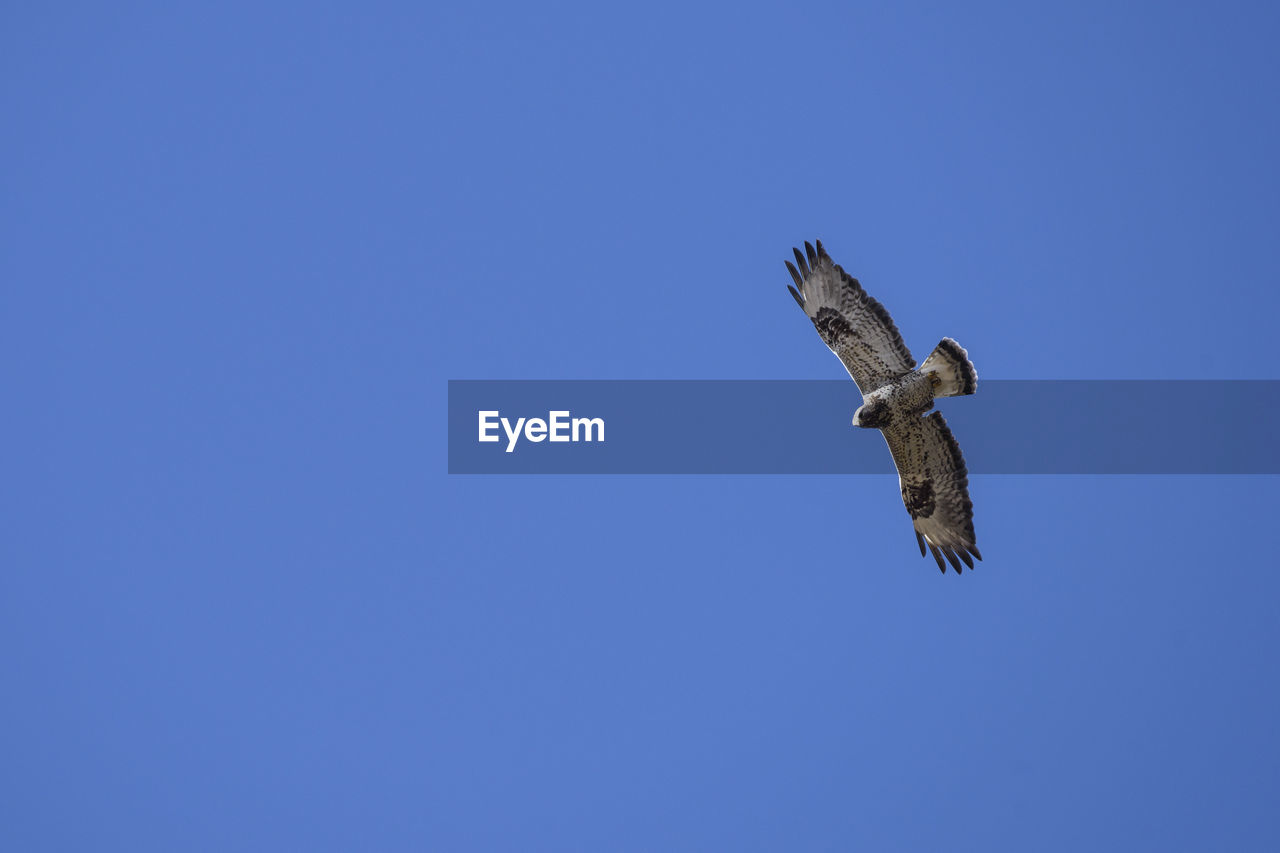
(785, 240, 981, 573)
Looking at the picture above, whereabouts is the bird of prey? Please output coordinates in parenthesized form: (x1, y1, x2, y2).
(785, 240, 982, 573)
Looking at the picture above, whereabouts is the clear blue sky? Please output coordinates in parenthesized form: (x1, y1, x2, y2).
(5, 2, 1280, 850)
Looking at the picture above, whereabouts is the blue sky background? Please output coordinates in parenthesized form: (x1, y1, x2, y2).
(5, 1, 1280, 850)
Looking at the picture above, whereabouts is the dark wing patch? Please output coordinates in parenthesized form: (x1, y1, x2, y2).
(901, 479, 935, 519)
(812, 307, 854, 352)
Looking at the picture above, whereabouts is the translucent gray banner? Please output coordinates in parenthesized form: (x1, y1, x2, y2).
(447, 380, 1280, 474)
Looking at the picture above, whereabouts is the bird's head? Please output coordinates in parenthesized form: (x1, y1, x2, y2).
(853, 400, 891, 429)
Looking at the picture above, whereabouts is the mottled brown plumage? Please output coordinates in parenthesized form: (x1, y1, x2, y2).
(786, 240, 982, 573)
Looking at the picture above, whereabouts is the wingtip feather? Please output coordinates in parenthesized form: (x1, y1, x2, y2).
(792, 247, 809, 275)
(784, 260, 803, 288)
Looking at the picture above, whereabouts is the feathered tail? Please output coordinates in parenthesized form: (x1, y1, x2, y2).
(920, 338, 977, 397)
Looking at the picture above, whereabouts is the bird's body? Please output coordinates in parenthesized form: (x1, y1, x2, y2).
(785, 240, 981, 574)
(852, 370, 935, 430)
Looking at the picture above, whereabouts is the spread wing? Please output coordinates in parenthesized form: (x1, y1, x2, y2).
(882, 411, 982, 574)
(786, 240, 915, 393)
